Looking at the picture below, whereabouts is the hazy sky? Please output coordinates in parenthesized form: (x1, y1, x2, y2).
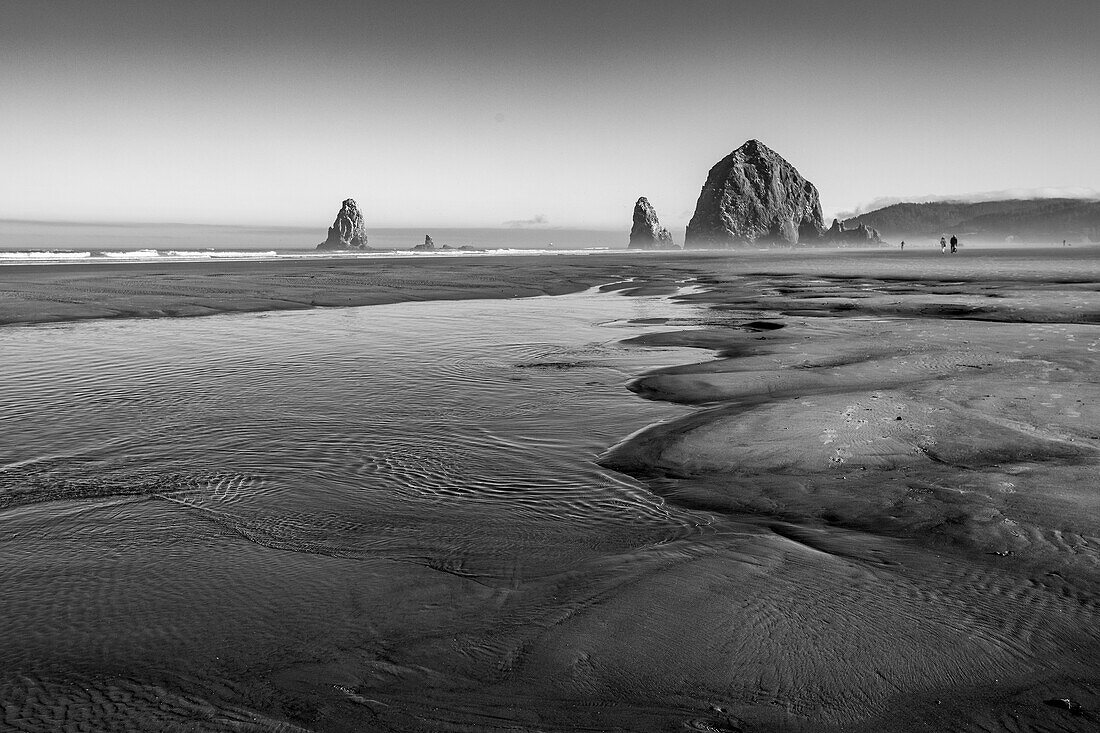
(3, 0, 1098, 230)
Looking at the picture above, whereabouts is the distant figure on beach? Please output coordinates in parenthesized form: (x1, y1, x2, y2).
(940, 236, 947, 253)
(950, 235, 958, 253)
(900, 240, 905, 250)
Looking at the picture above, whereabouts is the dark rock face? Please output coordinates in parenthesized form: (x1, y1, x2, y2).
(685, 140, 825, 248)
(628, 197, 676, 249)
(823, 218, 882, 245)
(317, 199, 369, 250)
(412, 235, 436, 252)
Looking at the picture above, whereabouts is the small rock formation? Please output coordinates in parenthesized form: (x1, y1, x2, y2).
(628, 197, 676, 249)
(685, 140, 825, 248)
(823, 218, 882, 245)
(317, 199, 369, 250)
(412, 234, 436, 252)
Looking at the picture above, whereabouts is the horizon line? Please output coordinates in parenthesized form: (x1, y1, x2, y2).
(0, 218, 624, 232)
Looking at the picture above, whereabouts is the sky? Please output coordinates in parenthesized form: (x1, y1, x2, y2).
(2, 0, 1098, 231)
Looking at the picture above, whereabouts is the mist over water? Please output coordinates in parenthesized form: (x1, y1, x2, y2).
(3, 219, 1090, 265)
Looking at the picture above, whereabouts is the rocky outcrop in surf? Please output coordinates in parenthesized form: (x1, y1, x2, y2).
(317, 199, 369, 250)
(628, 197, 676, 249)
(823, 218, 882, 245)
(412, 235, 436, 252)
(684, 140, 825, 248)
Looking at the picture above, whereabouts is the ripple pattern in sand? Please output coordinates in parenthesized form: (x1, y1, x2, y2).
(0, 288, 722, 730)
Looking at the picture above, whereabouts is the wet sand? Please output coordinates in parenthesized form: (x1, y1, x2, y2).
(2, 247, 1097, 327)
(5, 247, 1100, 731)
(0, 253, 706, 326)
(600, 247, 1100, 731)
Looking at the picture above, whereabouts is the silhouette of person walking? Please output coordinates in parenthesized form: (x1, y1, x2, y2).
(900, 240, 905, 250)
(940, 236, 947, 253)
(950, 235, 958, 253)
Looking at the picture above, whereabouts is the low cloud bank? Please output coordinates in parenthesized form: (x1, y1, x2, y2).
(503, 214, 549, 228)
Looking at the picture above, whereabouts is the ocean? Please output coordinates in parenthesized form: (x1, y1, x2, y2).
(2, 219, 1085, 265)
(0, 221, 627, 264)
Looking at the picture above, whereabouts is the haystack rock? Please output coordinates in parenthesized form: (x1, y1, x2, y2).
(317, 198, 369, 250)
(824, 218, 883, 245)
(685, 140, 825, 248)
(412, 235, 436, 251)
(628, 197, 676, 249)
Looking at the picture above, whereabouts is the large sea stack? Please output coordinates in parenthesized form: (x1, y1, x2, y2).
(628, 197, 676, 249)
(684, 140, 825, 248)
(317, 199, 369, 250)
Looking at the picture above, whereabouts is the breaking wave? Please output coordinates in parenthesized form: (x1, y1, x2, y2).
(0, 247, 612, 265)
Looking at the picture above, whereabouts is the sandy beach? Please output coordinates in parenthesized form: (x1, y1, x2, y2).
(3, 247, 1100, 731)
(4, 247, 1097, 327)
(0, 252, 704, 326)
(7, 0, 1098, 727)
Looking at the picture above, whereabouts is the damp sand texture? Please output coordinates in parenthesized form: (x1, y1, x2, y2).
(2, 248, 1100, 732)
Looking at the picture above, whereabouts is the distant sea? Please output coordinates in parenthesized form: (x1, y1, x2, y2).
(3, 219, 1083, 265)
(0, 220, 626, 264)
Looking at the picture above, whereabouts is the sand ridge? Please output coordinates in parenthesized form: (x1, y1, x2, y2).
(595, 251, 1100, 730)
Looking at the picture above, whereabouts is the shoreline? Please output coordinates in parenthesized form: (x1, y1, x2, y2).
(0, 252, 671, 326)
(3, 246, 1098, 328)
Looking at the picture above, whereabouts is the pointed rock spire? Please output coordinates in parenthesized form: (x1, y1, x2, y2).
(317, 198, 369, 250)
(628, 197, 676, 249)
